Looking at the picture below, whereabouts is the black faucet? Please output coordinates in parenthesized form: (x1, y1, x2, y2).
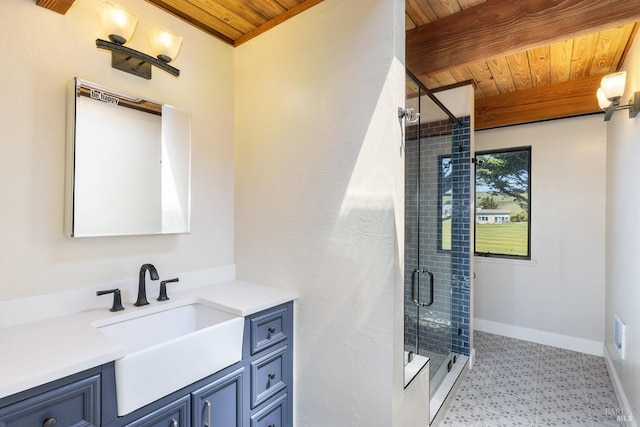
(157, 277, 179, 301)
(96, 288, 125, 312)
(135, 264, 159, 306)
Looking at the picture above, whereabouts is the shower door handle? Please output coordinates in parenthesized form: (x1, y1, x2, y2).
(411, 268, 421, 305)
(412, 269, 435, 307)
(423, 269, 434, 306)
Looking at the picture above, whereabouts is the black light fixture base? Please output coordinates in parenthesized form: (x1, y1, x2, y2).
(112, 51, 152, 79)
(96, 39, 180, 79)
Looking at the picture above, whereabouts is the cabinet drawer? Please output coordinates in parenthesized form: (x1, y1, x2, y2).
(250, 306, 289, 355)
(123, 395, 190, 427)
(250, 346, 288, 409)
(250, 394, 288, 427)
(0, 374, 100, 427)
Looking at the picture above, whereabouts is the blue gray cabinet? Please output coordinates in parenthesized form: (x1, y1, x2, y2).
(250, 346, 288, 409)
(123, 395, 190, 427)
(102, 363, 244, 427)
(0, 301, 293, 427)
(0, 367, 101, 427)
(248, 305, 289, 356)
(250, 394, 288, 427)
(192, 367, 244, 427)
(246, 303, 292, 427)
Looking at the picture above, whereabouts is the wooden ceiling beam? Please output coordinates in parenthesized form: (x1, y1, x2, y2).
(407, 0, 640, 77)
(475, 74, 603, 130)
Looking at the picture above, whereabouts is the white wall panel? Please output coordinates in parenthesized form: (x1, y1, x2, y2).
(234, 0, 409, 425)
(605, 31, 640, 421)
(0, 0, 235, 299)
(474, 115, 606, 350)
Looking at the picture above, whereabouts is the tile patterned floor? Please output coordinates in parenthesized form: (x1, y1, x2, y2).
(440, 331, 628, 427)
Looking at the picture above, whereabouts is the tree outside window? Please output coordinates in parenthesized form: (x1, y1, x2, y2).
(475, 147, 531, 259)
(439, 156, 452, 251)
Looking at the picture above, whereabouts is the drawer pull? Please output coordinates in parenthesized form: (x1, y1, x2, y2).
(268, 372, 276, 380)
(170, 419, 178, 427)
(268, 424, 276, 427)
(43, 418, 57, 427)
(204, 399, 212, 427)
(268, 327, 276, 335)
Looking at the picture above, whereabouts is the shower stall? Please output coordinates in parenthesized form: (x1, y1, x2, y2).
(403, 71, 472, 421)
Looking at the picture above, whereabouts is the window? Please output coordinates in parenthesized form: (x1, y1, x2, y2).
(439, 155, 452, 251)
(475, 147, 531, 259)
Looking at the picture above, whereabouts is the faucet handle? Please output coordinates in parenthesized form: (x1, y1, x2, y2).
(97, 289, 125, 312)
(157, 278, 179, 301)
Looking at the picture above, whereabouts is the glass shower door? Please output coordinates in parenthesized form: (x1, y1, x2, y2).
(404, 74, 455, 395)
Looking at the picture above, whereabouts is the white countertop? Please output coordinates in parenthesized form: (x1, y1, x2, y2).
(0, 280, 297, 400)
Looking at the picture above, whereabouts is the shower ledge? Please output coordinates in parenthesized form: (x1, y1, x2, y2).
(404, 354, 429, 388)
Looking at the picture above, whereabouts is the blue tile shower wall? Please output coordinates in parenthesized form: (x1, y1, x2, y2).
(405, 120, 452, 365)
(404, 116, 471, 359)
(405, 121, 453, 361)
(451, 116, 471, 356)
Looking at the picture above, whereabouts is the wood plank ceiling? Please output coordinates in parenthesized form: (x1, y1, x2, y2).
(407, 0, 640, 129)
(143, 0, 324, 46)
(36, 0, 325, 46)
(38, 0, 640, 129)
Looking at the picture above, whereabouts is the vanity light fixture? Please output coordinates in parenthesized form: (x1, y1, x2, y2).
(96, 2, 181, 80)
(596, 71, 640, 121)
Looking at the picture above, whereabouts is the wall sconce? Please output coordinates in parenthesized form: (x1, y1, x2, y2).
(596, 71, 640, 121)
(96, 2, 182, 79)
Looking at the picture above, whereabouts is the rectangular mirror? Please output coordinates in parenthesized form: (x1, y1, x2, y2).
(65, 78, 191, 237)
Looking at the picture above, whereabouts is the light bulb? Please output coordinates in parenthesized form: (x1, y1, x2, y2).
(98, 2, 138, 45)
(596, 87, 611, 111)
(601, 72, 627, 102)
(148, 27, 183, 63)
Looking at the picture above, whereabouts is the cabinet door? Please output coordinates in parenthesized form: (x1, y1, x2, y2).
(0, 375, 100, 427)
(123, 395, 190, 427)
(192, 367, 244, 427)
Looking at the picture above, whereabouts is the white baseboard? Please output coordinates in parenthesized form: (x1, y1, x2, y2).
(474, 318, 603, 356)
(604, 344, 638, 427)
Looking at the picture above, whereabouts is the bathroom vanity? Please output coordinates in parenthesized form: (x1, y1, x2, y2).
(0, 281, 295, 427)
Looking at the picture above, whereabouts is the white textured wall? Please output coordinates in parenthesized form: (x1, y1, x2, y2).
(605, 32, 640, 419)
(474, 115, 607, 354)
(0, 0, 234, 299)
(234, 0, 411, 425)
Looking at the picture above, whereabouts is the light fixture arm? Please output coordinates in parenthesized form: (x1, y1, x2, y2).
(603, 99, 619, 121)
(96, 39, 180, 79)
(602, 91, 640, 122)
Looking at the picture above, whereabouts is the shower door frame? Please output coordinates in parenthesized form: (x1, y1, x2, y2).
(403, 70, 469, 394)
